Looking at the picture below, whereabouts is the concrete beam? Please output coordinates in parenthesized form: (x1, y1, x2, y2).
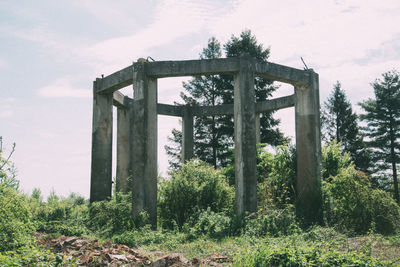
(97, 65, 133, 94)
(157, 103, 183, 117)
(255, 94, 295, 113)
(116, 103, 132, 194)
(294, 69, 322, 225)
(254, 60, 310, 86)
(131, 64, 158, 228)
(234, 57, 257, 215)
(113, 91, 127, 108)
(90, 78, 113, 202)
(146, 58, 239, 78)
(182, 105, 194, 162)
(191, 104, 233, 116)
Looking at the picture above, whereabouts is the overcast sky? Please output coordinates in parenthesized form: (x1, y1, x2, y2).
(1, 0, 399, 198)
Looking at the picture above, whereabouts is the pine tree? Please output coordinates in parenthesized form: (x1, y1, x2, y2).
(165, 31, 285, 169)
(321, 81, 370, 172)
(360, 70, 400, 203)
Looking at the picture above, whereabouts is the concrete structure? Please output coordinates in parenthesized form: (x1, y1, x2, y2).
(90, 55, 322, 227)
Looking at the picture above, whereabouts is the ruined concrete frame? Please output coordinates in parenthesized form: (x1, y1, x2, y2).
(90, 56, 322, 227)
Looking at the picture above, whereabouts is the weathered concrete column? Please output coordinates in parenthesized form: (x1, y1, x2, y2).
(131, 63, 158, 228)
(234, 57, 257, 215)
(182, 105, 194, 162)
(294, 69, 322, 225)
(90, 78, 113, 202)
(116, 98, 132, 194)
(255, 113, 261, 144)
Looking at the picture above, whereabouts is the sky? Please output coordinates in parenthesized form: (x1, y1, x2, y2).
(1, 0, 399, 199)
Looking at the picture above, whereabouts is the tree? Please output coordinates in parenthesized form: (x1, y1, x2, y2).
(165, 30, 285, 169)
(360, 70, 400, 203)
(321, 81, 370, 172)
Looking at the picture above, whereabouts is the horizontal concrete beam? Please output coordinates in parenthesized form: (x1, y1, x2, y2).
(113, 91, 132, 109)
(254, 60, 310, 86)
(157, 103, 183, 117)
(146, 58, 239, 78)
(191, 104, 234, 116)
(255, 94, 295, 113)
(96, 57, 310, 94)
(96, 58, 240, 94)
(113, 91, 126, 108)
(98, 65, 133, 94)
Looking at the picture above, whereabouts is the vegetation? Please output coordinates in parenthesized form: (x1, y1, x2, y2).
(1, 35, 400, 265)
(322, 81, 371, 172)
(360, 70, 400, 203)
(1, 139, 400, 265)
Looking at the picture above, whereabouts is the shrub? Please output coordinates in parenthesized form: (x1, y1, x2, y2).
(234, 243, 386, 266)
(159, 159, 234, 228)
(323, 166, 400, 234)
(87, 192, 134, 237)
(31, 191, 89, 236)
(0, 185, 35, 252)
(258, 145, 296, 209)
(322, 139, 352, 181)
(185, 208, 232, 239)
(243, 206, 300, 237)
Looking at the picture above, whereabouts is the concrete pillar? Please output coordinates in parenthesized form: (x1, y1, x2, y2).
(234, 57, 257, 215)
(131, 63, 158, 228)
(294, 69, 322, 225)
(116, 99, 132, 194)
(90, 78, 113, 202)
(255, 113, 261, 144)
(182, 105, 194, 162)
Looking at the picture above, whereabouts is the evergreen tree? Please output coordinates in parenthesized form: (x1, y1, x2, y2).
(165, 31, 285, 169)
(321, 81, 370, 172)
(360, 70, 400, 203)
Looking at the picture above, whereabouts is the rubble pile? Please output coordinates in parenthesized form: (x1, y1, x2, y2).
(37, 234, 232, 266)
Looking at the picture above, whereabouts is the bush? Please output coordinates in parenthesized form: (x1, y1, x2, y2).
(31, 191, 89, 236)
(243, 206, 300, 237)
(322, 139, 352, 181)
(234, 244, 386, 266)
(0, 185, 35, 252)
(159, 159, 234, 228)
(87, 192, 134, 237)
(185, 208, 232, 239)
(258, 145, 296, 209)
(323, 166, 400, 234)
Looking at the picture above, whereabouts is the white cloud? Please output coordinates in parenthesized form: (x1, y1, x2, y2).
(37, 77, 91, 98)
(0, 58, 8, 69)
(0, 98, 16, 118)
(85, 0, 231, 74)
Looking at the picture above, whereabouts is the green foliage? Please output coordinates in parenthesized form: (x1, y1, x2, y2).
(0, 245, 66, 266)
(0, 149, 19, 191)
(0, 185, 35, 252)
(185, 208, 232, 240)
(234, 243, 386, 266)
(113, 226, 187, 249)
(243, 206, 300, 237)
(87, 192, 134, 237)
(322, 166, 400, 234)
(322, 139, 352, 181)
(158, 159, 234, 228)
(322, 81, 371, 172)
(360, 70, 400, 202)
(258, 145, 297, 209)
(31, 191, 88, 237)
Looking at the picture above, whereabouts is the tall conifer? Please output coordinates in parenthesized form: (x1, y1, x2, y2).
(322, 81, 370, 173)
(360, 70, 400, 203)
